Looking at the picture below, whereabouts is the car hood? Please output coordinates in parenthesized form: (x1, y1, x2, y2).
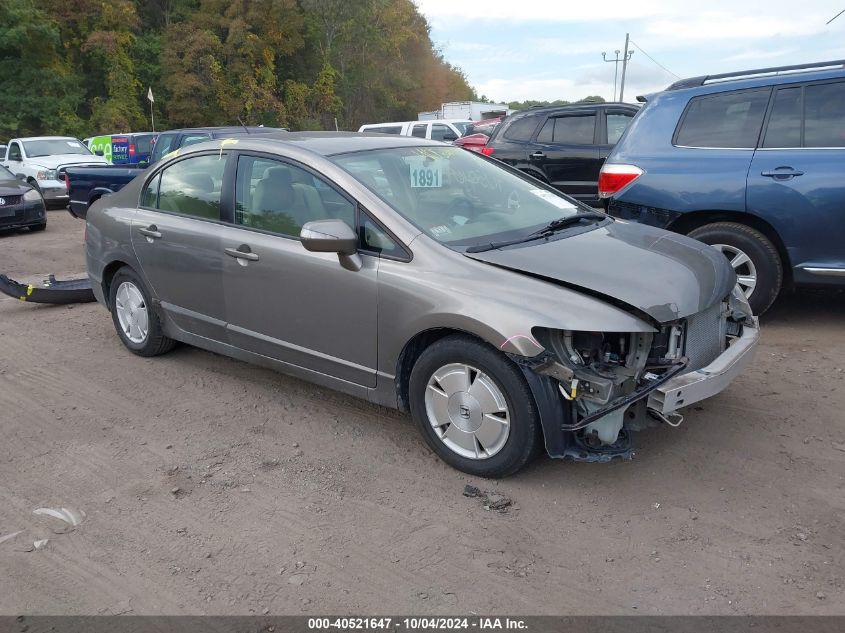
(464, 220, 736, 323)
(28, 154, 109, 168)
(0, 178, 30, 195)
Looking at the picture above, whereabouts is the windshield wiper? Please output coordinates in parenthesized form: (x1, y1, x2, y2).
(465, 212, 607, 253)
(526, 211, 607, 237)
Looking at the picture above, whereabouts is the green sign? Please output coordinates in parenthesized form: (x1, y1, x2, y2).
(88, 135, 113, 163)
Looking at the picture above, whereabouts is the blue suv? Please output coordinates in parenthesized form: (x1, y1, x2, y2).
(599, 60, 845, 314)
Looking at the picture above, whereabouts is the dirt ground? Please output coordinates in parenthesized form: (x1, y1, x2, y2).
(1, 210, 843, 615)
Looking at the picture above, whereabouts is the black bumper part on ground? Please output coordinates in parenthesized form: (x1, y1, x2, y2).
(0, 274, 95, 304)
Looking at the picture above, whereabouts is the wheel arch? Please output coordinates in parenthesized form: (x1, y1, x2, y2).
(101, 260, 133, 309)
(667, 210, 793, 286)
(395, 327, 487, 414)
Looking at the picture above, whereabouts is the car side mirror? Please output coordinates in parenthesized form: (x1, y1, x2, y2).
(16, 173, 26, 181)
(95, 150, 105, 156)
(300, 219, 362, 271)
(443, 133, 458, 141)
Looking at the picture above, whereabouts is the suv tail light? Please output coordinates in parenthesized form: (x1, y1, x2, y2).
(481, 147, 495, 156)
(64, 173, 70, 191)
(598, 164, 643, 198)
(129, 144, 136, 156)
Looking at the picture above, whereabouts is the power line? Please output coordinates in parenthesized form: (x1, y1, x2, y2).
(827, 9, 845, 24)
(629, 38, 681, 79)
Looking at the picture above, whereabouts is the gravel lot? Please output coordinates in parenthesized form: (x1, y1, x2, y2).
(1, 210, 843, 615)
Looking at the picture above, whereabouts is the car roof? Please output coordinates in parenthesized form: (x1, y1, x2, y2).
(159, 126, 280, 135)
(15, 136, 80, 141)
(652, 59, 845, 101)
(183, 131, 450, 157)
(510, 102, 637, 117)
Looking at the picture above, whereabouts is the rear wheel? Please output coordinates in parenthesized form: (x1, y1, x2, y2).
(409, 335, 541, 478)
(688, 222, 783, 315)
(108, 267, 175, 357)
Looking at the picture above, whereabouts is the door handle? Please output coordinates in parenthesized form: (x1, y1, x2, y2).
(530, 151, 546, 159)
(138, 225, 162, 239)
(761, 167, 804, 179)
(224, 246, 259, 261)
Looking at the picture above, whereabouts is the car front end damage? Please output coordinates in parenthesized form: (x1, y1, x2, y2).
(516, 287, 759, 461)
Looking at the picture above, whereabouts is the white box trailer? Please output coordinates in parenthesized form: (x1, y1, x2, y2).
(418, 101, 513, 121)
(441, 101, 512, 121)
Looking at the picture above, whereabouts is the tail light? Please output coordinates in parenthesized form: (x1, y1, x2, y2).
(129, 144, 136, 156)
(481, 147, 495, 156)
(64, 173, 70, 191)
(598, 164, 643, 198)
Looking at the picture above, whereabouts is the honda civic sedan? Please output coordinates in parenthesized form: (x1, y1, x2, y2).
(85, 132, 759, 477)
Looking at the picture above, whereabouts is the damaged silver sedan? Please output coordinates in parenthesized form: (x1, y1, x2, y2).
(85, 133, 759, 477)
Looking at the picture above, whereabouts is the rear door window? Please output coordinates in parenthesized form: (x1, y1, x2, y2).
(606, 112, 635, 144)
(537, 114, 596, 145)
(804, 81, 845, 148)
(762, 87, 802, 148)
(675, 88, 770, 148)
(156, 154, 226, 220)
(411, 124, 427, 138)
(502, 115, 542, 142)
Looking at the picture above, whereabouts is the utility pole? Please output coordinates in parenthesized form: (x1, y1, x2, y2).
(601, 50, 623, 101)
(619, 33, 633, 103)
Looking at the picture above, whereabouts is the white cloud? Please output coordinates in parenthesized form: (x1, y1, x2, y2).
(644, 12, 829, 44)
(723, 48, 801, 63)
(414, 0, 664, 23)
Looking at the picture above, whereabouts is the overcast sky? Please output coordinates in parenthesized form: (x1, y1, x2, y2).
(415, 0, 845, 103)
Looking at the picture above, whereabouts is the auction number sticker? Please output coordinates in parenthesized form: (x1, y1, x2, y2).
(528, 188, 574, 209)
(407, 156, 444, 188)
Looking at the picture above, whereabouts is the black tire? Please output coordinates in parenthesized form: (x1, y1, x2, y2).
(687, 222, 783, 315)
(29, 223, 46, 232)
(108, 266, 176, 357)
(409, 334, 542, 478)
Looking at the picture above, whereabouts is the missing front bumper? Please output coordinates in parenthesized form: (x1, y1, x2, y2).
(647, 317, 760, 415)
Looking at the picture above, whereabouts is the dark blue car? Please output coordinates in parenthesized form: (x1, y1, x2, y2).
(599, 60, 845, 314)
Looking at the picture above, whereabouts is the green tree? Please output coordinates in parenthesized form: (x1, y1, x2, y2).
(0, 0, 83, 137)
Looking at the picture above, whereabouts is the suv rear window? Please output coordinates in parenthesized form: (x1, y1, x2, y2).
(675, 88, 770, 148)
(502, 115, 541, 142)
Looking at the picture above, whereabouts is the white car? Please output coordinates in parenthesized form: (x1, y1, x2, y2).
(1, 136, 110, 208)
(358, 119, 471, 141)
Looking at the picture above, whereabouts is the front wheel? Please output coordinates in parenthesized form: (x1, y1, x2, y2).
(409, 335, 542, 478)
(688, 222, 783, 315)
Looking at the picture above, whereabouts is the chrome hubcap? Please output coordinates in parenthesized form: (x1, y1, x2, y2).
(115, 281, 149, 344)
(425, 363, 510, 460)
(712, 243, 757, 299)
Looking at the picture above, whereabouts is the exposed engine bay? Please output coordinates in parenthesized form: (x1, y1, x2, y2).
(526, 290, 754, 459)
